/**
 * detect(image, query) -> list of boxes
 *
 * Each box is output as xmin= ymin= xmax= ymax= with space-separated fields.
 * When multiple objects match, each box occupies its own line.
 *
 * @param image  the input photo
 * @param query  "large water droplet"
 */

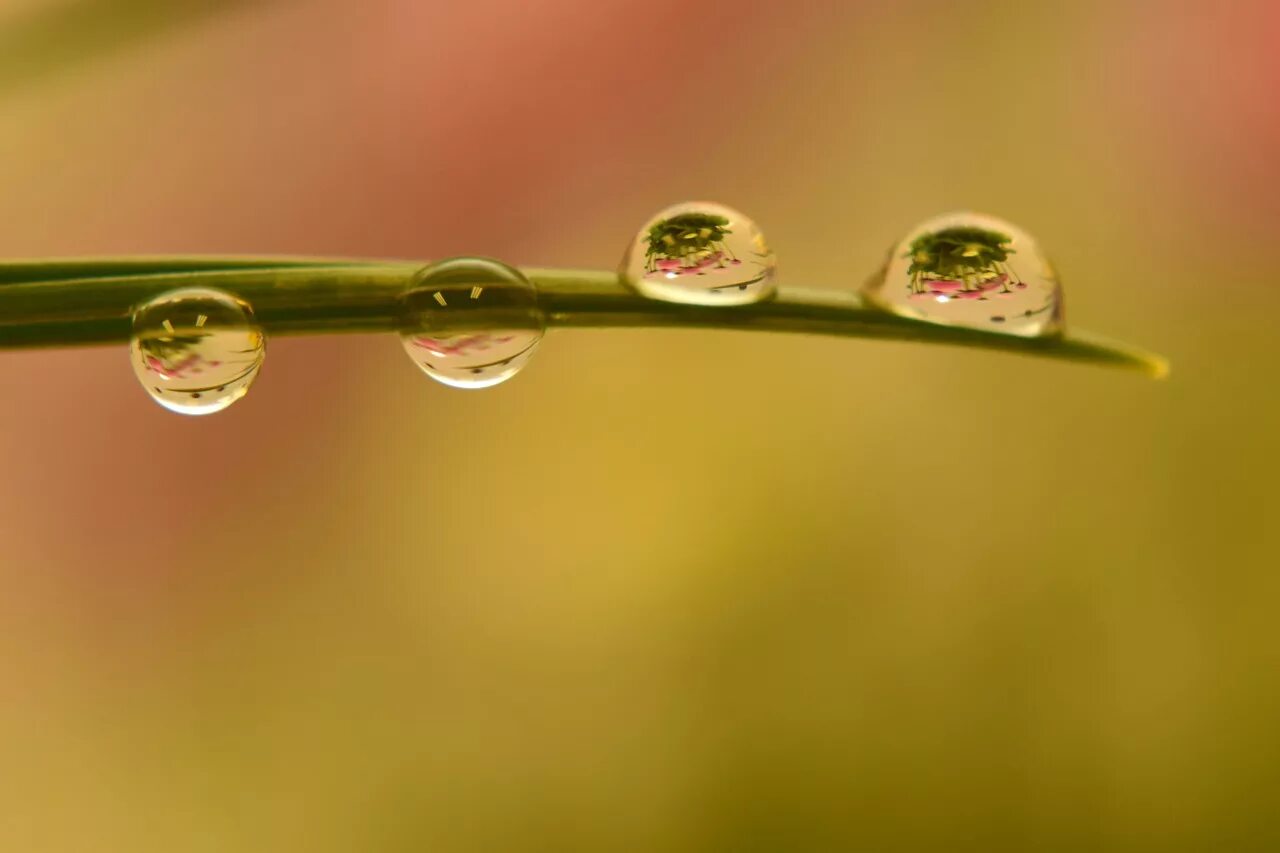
xmin=130 ymin=287 xmax=265 ymax=415
xmin=863 ymin=212 xmax=1064 ymax=338
xmin=621 ymin=201 xmax=777 ymax=306
xmin=398 ymin=257 xmax=545 ymax=389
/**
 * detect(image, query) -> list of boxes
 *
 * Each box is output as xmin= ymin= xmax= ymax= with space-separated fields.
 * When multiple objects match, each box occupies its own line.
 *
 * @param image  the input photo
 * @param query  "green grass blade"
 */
xmin=0 ymin=260 xmax=1168 ymax=377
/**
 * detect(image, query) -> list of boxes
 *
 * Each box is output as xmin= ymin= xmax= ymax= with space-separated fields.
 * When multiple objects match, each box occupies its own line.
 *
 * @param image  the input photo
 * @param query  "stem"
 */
xmin=0 ymin=258 xmax=1168 ymax=377
xmin=0 ymin=256 xmax=354 ymax=285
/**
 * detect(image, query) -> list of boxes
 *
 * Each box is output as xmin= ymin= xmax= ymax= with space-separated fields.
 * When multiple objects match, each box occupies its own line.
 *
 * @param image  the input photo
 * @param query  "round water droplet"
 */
xmin=863 ymin=212 xmax=1064 ymax=338
xmin=129 ymin=287 xmax=265 ymax=415
xmin=620 ymin=201 xmax=777 ymax=306
xmin=398 ymin=257 xmax=545 ymax=389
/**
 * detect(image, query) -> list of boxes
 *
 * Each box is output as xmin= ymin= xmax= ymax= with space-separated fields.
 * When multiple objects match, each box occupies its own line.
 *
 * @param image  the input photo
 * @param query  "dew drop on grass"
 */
xmin=398 ymin=257 xmax=545 ymax=389
xmin=862 ymin=212 xmax=1064 ymax=338
xmin=620 ymin=201 xmax=777 ymax=306
xmin=129 ymin=287 xmax=265 ymax=415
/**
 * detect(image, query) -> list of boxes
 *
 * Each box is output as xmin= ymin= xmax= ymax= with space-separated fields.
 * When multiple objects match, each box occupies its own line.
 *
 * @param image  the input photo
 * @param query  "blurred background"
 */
xmin=0 ymin=1 xmax=1277 ymax=850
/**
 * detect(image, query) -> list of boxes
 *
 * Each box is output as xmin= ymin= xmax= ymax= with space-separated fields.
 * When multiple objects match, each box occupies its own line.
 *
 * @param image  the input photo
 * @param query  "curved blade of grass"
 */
xmin=0 ymin=0 xmax=261 ymax=94
xmin=0 ymin=256 xmax=365 ymax=285
xmin=0 ymin=260 xmax=1168 ymax=377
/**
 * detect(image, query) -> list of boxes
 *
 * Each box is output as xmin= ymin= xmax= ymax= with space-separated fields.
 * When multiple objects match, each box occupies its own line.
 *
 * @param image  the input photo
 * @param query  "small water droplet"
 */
xmin=129 ymin=287 xmax=265 ymax=415
xmin=620 ymin=201 xmax=777 ymax=306
xmin=863 ymin=212 xmax=1064 ymax=337
xmin=398 ymin=257 xmax=545 ymax=389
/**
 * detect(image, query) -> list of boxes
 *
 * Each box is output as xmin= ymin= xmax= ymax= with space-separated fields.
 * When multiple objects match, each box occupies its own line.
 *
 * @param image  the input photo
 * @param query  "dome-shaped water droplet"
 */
xmin=129 ymin=287 xmax=265 ymax=415
xmin=620 ymin=201 xmax=777 ymax=306
xmin=863 ymin=212 xmax=1064 ymax=338
xmin=398 ymin=257 xmax=545 ymax=389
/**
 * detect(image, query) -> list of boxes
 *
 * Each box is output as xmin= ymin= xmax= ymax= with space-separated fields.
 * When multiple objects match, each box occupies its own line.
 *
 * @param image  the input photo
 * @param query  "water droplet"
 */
xmin=863 ymin=212 xmax=1064 ymax=337
xmin=398 ymin=257 xmax=545 ymax=389
xmin=129 ymin=287 xmax=265 ymax=415
xmin=620 ymin=201 xmax=777 ymax=306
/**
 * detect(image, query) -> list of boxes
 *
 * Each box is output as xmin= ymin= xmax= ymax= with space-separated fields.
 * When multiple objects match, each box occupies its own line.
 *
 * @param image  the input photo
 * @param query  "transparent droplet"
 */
xmin=863 ymin=212 xmax=1064 ymax=338
xmin=620 ymin=201 xmax=777 ymax=306
xmin=398 ymin=257 xmax=545 ymax=389
xmin=129 ymin=287 xmax=265 ymax=415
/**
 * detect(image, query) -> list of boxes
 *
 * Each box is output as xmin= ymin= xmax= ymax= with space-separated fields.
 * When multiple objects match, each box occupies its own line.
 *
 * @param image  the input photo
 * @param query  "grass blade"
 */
xmin=0 ymin=259 xmax=1168 ymax=377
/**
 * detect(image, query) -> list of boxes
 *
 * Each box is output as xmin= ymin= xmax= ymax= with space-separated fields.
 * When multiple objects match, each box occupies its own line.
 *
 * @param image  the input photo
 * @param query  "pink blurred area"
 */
xmin=0 ymin=1 xmax=1278 ymax=850
xmin=1096 ymin=0 xmax=1280 ymax=231
xmin=0 ymin=0 xmax=824 ymax=569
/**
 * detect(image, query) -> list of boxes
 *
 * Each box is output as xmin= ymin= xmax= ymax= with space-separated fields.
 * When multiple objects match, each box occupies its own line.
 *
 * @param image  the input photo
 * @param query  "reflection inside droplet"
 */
xmin=129 ymin=287 xmax=265 ymax=415
xmin=620 ymin=201 xmax=777 ymax=306
xmin=863 ymin=212 xmax=1064 ymax=338
xmin=398 ymin=257 xmax=545 ymax=389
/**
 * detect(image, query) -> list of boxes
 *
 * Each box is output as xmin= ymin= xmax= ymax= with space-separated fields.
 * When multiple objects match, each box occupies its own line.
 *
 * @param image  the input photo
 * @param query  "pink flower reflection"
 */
xmin=977 ymin=274 xmax=1008 ymax=292
xmin=649 ymin=251 xmax=734 ymax=279
xmin=412 ymin=333 xmax=516 ymax=358
xmin=145 ymin=352 xmax=221 ymax=379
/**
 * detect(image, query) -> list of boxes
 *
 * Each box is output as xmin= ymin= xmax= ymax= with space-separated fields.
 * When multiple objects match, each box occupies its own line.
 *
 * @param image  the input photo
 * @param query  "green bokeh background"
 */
xmin=1 ymin=1 xmax=1277 ymax=850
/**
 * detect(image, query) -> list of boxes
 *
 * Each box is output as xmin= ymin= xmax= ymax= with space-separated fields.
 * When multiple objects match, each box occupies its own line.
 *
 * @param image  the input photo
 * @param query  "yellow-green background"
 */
xmin=1 ymin=1 xmax=1276 ymax=850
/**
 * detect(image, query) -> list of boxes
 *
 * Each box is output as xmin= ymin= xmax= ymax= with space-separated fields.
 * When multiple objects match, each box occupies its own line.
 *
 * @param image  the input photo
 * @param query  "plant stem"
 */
xmin=0 ymin=258 xmax=1168 ymax=377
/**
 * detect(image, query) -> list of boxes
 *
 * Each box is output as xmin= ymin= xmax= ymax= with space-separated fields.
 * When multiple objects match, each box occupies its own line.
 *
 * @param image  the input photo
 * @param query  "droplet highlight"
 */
xmin=621 ymin=201 xmax=777 ymax=306
xmin=398 ymin=257 xmax=545 ymax=389
xmin=863 ymin=212 xmax=1064 ymax=337
xmin=129 ymin=287 xmax=265 ymax=415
